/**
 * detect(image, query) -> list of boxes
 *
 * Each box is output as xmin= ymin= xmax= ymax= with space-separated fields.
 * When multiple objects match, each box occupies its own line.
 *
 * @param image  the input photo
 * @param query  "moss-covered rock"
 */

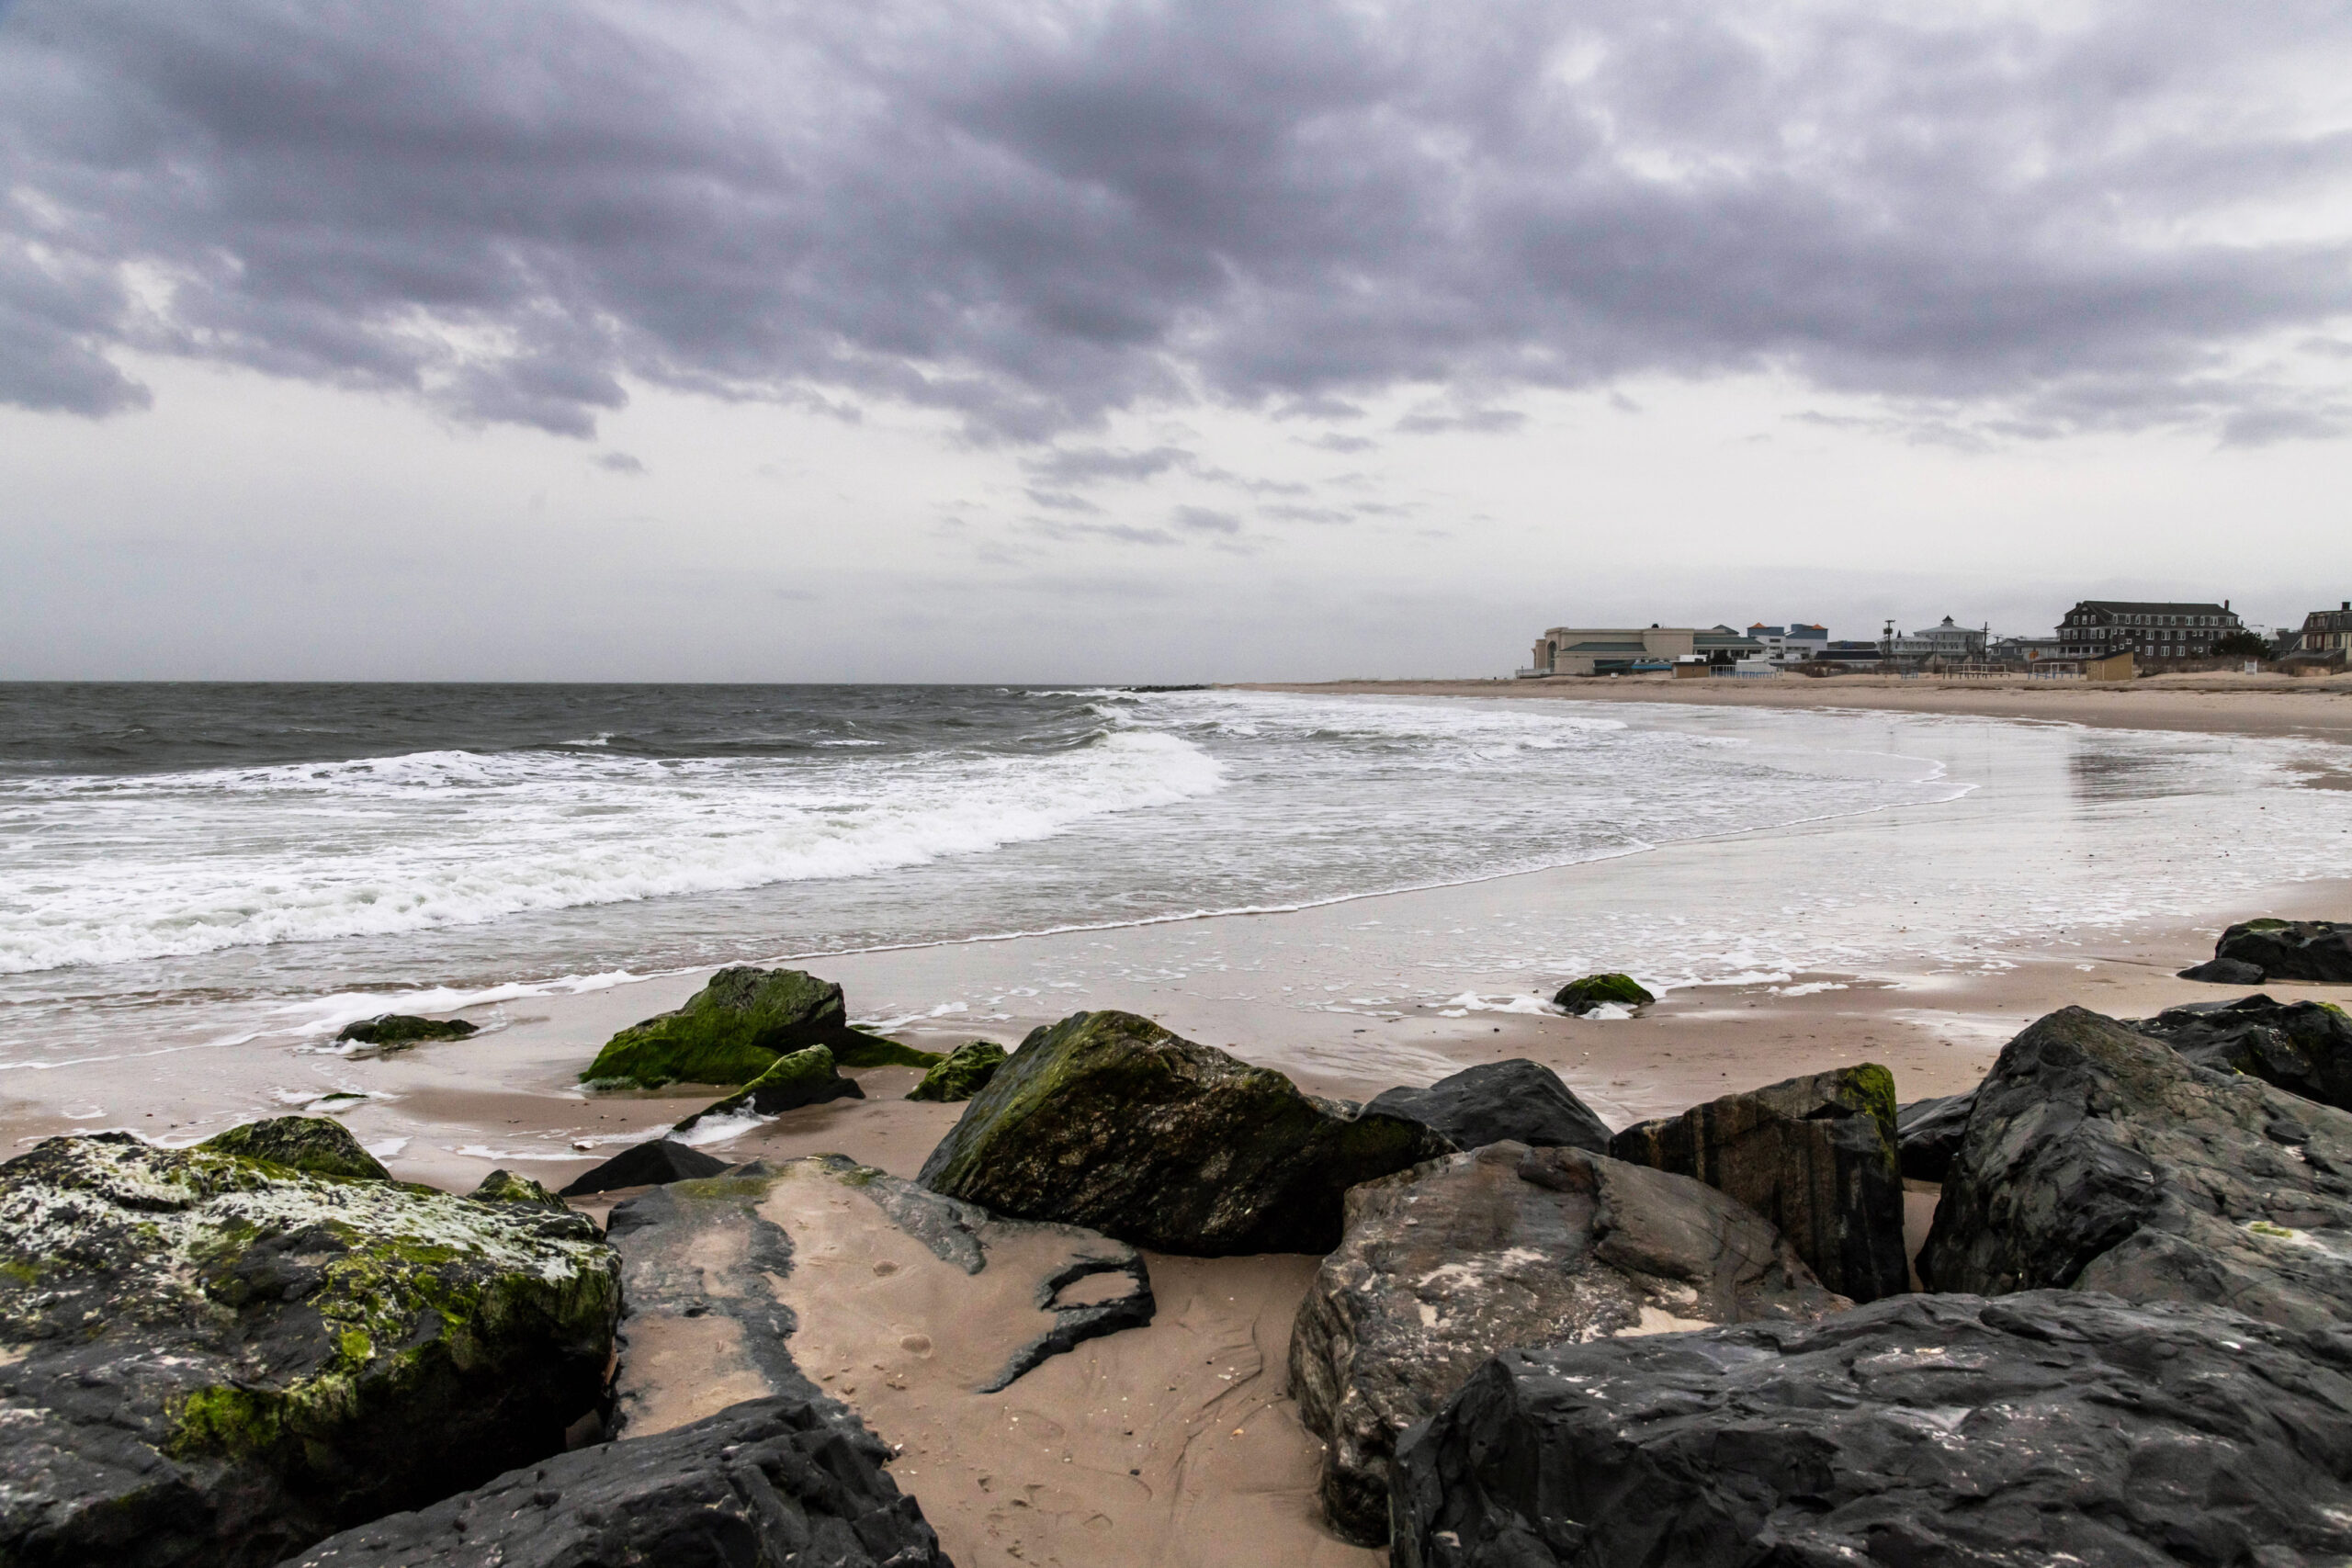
xmin=1552 ymin=973 xmax=1656 ymax=1014
xmin=579 ymin=965 xmax=867 ymax=1089
xmin=335 ymin=1014 xmax=479 ymax=1049
xmin=466 ymin=1168 xmax=571 ymax=1213
xmin=832 ymin=1029 xmax=945 ymax=1069
xmin=916 ymin=1010 xmax=1455 ymax=1255
xmin=907 ymin=1041 xmax=1008 ymax=1102
xmin=0 ymin=1133 xmax=620 ymax=1568
xmin=199 ymin=1114 xmax=393 ymax=1182
xmin=671 ymin=1044 xmax=865 ymax=1135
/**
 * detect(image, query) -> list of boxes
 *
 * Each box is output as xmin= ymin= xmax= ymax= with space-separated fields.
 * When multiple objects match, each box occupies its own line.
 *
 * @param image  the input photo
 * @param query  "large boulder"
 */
xmin=1551 ymin=974 xmax=1654 ymax=1015
xmin=1608 ymin=1065 xmax=1906 ymax=1302
xmin=906 ymin=1040 xmax=1008 ymax=1102
xmin=918 ymin=1010 xmax=1455 ymax=1255
xmin=198 ymin=1115 xmax=393 ymax=1182
xmin=277 ymin=1393 xmax=949 ymax=1568
xmin=671 ymin=1044 xmax=864 ymax=1135
xmin=0 ymin=1134 xmax=618 ymax=1568
xmin=1893 ymin=1089 xmax=1975 ymax=1181
xmin=2185 ymin=918 xmax=2352 ymax=984
xmin=2132 ymin=992 xmax=2352 ymax=1111
xmin=1364 ymin=1059 xmax=1611 ymax=1153
xmin=580 ymin=965 xmax=876 ymax=1089
xmin=1390 ymin=1289 xmax=2352 ymax=1568
xmin=1290 ymin=1141 xmax=1842 ymax=1545
xmin=555 ymin=1137 xmax=730 ymax=1197
xmin=1919 ymin=1005 xmax=2352 ymax=1327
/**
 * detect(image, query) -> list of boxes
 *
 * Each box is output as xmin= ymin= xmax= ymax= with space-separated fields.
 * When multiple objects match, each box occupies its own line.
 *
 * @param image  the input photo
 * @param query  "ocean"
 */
xmin=1 ymin=682 xmax=2346 ymax=1074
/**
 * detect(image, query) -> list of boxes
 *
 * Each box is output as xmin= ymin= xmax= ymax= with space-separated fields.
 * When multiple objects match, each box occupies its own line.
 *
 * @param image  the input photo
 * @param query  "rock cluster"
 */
xmin=919 ymin=1010 xmax=1453 ymax=1254
xmin=1364 ymin=1059 xmax=1611 ymax=1153
xmin=580 ymin=965 xmax=934 ymax=1089
xmin=2132 ymin=991 xmax=2352 ymax=1110
xmin=2181 ymin=918 xmax=2352 ymax=984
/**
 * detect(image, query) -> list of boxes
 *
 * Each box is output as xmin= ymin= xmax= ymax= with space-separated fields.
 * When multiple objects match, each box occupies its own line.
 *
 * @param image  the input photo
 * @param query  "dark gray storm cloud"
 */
xmin=5 ymin=0 xmax=2350 ymax=439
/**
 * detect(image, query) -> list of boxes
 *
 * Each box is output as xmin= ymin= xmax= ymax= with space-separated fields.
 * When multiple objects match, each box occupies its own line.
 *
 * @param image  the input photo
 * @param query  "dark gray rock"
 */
xmin=2216 ymin=919 xmax=2352 ymax=983
xmin=1550 ymin=974 xmax=1653 ymax=1015
xmin=1364 ymin=1060 xmax=1611 ymax=1154
xmin=1919 ymin=1005 xmax=2352 ymax=1327
xmin=671 ymin=1043 xmax=865 ymax=1135
xmin=2132 ymin=992 xmax=2352 ymax=1111
xmin=1289 ymin=1142 xmax=1842 ymax=1546
xmin=276 ymin=1394 xmax=950 ymax=1568
xmin=0 ymin=1134 xmax=618 ymax=1568
xmin=1893 ymin=1089 xmax=1975 ymax=1181
xmin=917 ymin=1010 xmax=1454 ymax=1255
xmin=556 ymin=1137 xmax=730 ymax=1197
xmin=1608 ymin=1065 xmax=1906 ymax=1302
xmin=2181 ymin=953 xmax=2267 ymax=985
xmin=1391 ymin=1290 xmax=2352 ymax=1568
xmin=334 ymin=1014 xmax=478 ymax=1049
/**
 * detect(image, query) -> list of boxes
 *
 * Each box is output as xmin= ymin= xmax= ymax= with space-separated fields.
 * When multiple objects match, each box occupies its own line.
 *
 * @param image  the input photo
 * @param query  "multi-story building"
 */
xmin=1524 ymin=624 xmax=1764 ymax=676
xmin=2296 ymin=601 xmax=2352 ymax=661
xmin=1746 ymin=623 xmax=1829 ymax=664
xmin=1910 ymin=616 xmax=1987 ymax=660
xmin=2055 ymin=601 xmax=2241 ymax=660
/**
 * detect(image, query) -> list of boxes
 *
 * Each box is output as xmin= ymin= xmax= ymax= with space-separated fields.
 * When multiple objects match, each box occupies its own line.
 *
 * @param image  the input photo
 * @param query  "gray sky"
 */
xmin=4 ymin=0 xmax=2348 ymax=680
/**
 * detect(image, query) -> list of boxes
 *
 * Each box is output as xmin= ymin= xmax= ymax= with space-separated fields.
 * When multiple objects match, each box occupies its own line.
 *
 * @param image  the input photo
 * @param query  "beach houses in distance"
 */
xmin=1524 ymin=625 xmax=1765 ymax=676
xmin=2055 ymin=600 xmax=2242 ymax=660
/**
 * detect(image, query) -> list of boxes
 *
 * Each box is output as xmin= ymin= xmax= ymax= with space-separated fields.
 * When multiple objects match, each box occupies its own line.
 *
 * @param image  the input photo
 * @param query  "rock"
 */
xmin=1390 ymin=1289 xmax=2352 ymax=1568
xmin=1551 ymin=973 xmax=1654 ymax=1014
xmin=608 ymin=1154 xmax=1151 ymax=1434
xmin=276 ymin=1393 xmax=949 ymax=1568
xmin=579 ymin=965 xmax=870 ymax=1089
xmin=2199 ymin=918 xmax=2352 ymax=983
xmin=1919 ymin=1005 xmax=2352 ymax=1327
xmin=1893 ymin=1089 xmax=1975 ymax=1181
xmin=555 ymin=1137 xmax=730 ymax=1197
xmin=907 ymin=1040 xmax=1009 ymax=1102
xmin=334 ymin=1014 xmax=478 ymax=1049
xmin=1290 ymin=1141 xmax=1842 ymax=1545
xmin=2132 ymin=992 xmax=2352 ymax=1110
xmin=917 ymin=1010 xmax=1455 ymax=1255
xmin=198 ymin=1114 xmax=393 ymax=1182
xmin=1608 ymin=1065 xmax=1906 ymax=1303
xmin=466 ymin=1169 xmax=571 ymax=1213
xmin=671 ymin=1044 xmax=865 ymax=1135
xmin=2180 ymin=953 xmax=2267 ymax=985
xmin=831 ymin=1029 xmax=946 ymax=1070
xmin=0 ymin=1133 xmax=618 ymax=1568
xmin=1364 ymin=1059 xmax=1611 ymax=1154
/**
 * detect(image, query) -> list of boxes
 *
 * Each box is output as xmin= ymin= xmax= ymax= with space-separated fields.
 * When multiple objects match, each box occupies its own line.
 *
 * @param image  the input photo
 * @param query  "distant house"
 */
xmin=1524 ymin=624 xmax=1764 ymax=676
xmin=1911 ymin=616 xmax=1986 ymax=661
xmin=1988 ymin=636 xmax=2066 ymax=664
xmin=2055 ymin=600 xmax=2241 ymax=660
xmin=2299 ymin=602 xmax=2352 ymax=657
xmin=1814 ymin=639 xmax=1885 ymax=667
xmin=1747 ymin=623 xmax=1828 ymax=664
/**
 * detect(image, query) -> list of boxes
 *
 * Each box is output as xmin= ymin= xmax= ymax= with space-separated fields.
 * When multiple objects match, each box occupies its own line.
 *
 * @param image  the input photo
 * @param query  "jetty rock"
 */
xmin=277 ymin=1393 xmax=949 ymax=1568
xmin=607 ymin=1154 xmax=1151 ymax=1434
xmin=2131 ymin=992 xmax=2352 ymax=1111
xmin=1365 ymin=1059 xmax=1611 ymax=1154
xmin=1391 ymin=1290 xmax=2352 ymax=1568
xmin=1550 ymin=973 xmax=1654 ymax=1015
xmin=0 ymin=1133 xmax=618 ymax=1568
xmin=907 ymin=1039 xmax=1008 ymax=1102
xmin=579 ymin=964 xmax=930 ymax=1089
xmin=555 ymin=1137 xmax=730 ymax=1197
xmin=334 ymin=1014 xmax=477 ymax=1050
xmin=1920 ymin=1005 xmax=2352 ymax=1327
xmin=672 ymin=1043 xmax=864 ymax=1135
xmin=2184 ymin=918 xmax=2352 ymax=984
xmin=1290 ymin=1141 xmax=1841 ymax=1545
xmin=1608 ymin=1065 xmax=1907 ymax=1302
xmin=1893 ymin=1089 xmax=1975 ymax=1181
xmin=918 ymin=1010 xmax=1454 ymax=1255
xmin=199 ymin=1114 xmax=393 ymax=1183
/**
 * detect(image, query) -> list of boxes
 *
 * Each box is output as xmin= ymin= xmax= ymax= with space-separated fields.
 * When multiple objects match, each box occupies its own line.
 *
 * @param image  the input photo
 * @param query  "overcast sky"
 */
xmin=4 ymin=0 xmax=2349 ymax=680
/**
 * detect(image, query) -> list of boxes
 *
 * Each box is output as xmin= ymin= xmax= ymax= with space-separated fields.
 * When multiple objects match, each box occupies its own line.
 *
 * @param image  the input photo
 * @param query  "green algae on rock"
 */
xmin=335 ymin=1014 xmax=479 ymax=1050
xmin=0 ymin=1133 xmax=619 ymax=1568
xmin=907 ymin=1041 xmax=1008 ymax=1102
xmin=831 ymin=1029 xmax=945 ymax=1070
xmin=671 ymin=1043 xmax=864 ymax=1135
xmin=1551 ymin=973 xmax=1656 ymax=1014
xmin=917 ymin=1010 xmax=1454 ymax=1255
xmin=580 ymin=965 xmax=867 ymax=1089
xmin=199 ymin=1114 xmax=393 ymax=1182
xmin=466 ymin=1168 xmax=572 ymax=1213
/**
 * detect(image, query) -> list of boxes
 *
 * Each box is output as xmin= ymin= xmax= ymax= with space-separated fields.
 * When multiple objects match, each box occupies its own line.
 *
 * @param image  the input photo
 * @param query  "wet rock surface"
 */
xmin=1920 ymin=1005 xmax=2352 ymax=1327
xmin=2194 ymin=918 xmax=2352 ymax=984
xmin=1364 ymin=1059 xmax=1611 ymax=1154
xmin=276 ymin=1393 xmax=951 ymax=1568
xmin=0 ymin=1134 xmax=618 ymax=1568
xmin=918 ymin=1010 xmax=1454 ymax=1255
xmin=1391 ymin=1289 xmax=2352 ymax=1568
xmin=1893 ymin=1090 xmax=1975 ymax=1182
xmin=1608 ymin=1065 xmax=1906 ymax=1302
xmin=580 ymin=965 xmax=874 ymax=1089
xmin=198 ymin=1116 xmax=393 ymax=1183
xmin=555 ymin=1137 xmax=730 ymax=1197
xmin=1550 ymin=974 xmax=1653 ymax=1015
xmin=907 ymin=1040 xmax=1008 ymax=1102
xmin=2132 ymin=992 xmax=2352 ymax=1111
xmin=672 ymin=1043 xmax=865 ymax=1134
xmin=333 ymin=1014 xmax=478 ymax=1050
xmin=1290 ymin=1141 xmax=1841 ymax=1545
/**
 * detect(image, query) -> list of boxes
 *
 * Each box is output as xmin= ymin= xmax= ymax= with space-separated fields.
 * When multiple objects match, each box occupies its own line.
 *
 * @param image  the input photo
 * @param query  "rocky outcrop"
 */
xmin=199 ymin=1115 xmax=393 ymax=1182
xmin=465 ymin=1169 xmax=571 ymax=1213
xmin=334 ymin=1014 xmax=477 ymax=1049
xmin=1919 ymin=1006 xmax=2352 ymax=1327
xmin=555 ymin=1137 xmax=730 ymax=1197
xmin=0 ymin=1134 xmax=618 ymax=1568
xmin=1893 ymin=1089 xmax=1974 ymax=1181
xmin=1390 ymin=1290 xmax=2352 ymax=1568
xmin=1364 ymin=1060 xmax=1611 ymax=1154
xmin=1290 ymin=1141 xmax=1841 ymax=1545
xmin=2132 ymin=993 xmax=2352 ymax=1111
xmin=1551 ymin=974 xmax=1654 ymax=1014
xmin=918 ymin=1010 xmax=1454 ymax=1255
xmin=580 ymin=965 xmax=878 ymax=1089
xmin=2182 ymin=918 xmax=2352 ymax=984
xmin=907 ymin=1040 xmax=1008 ymax=1102
xmin=608 ymin=1154 xmax=1151 ymax=1430
xmin=671 ymin=1044 xmax=864 ymax=1134
xmin=277 ymin=1394 xmax=950 ymax=1568
xmin=1608 ymin=1065 xmax=1905 ymax=1302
